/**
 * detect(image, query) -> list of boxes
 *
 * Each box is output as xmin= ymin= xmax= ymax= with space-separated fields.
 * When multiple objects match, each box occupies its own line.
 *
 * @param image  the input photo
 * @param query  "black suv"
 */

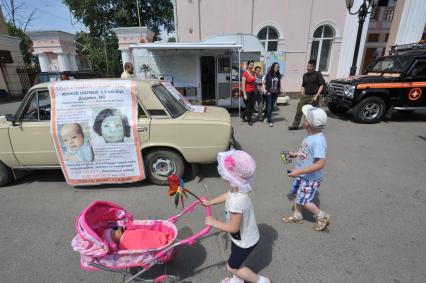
xmin=324 ymin=42 xmax=426 ymax=123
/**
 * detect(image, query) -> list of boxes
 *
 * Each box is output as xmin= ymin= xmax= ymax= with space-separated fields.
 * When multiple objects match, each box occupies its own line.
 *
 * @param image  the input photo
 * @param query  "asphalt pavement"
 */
xmin=0 ymin=100 xmax=425 ymax=283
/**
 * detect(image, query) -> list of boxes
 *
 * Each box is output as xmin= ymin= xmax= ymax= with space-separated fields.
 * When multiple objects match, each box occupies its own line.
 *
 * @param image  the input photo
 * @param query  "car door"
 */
xmin=8 ymin=89 xmax=59 ymax=166
xmin=137 ymin=102 xmax=150 ymax=144
xmin=402 ymin=60 xmax=426 ymax=107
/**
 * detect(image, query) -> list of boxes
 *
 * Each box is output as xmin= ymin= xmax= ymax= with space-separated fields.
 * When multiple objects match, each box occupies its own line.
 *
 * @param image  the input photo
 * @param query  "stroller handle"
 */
xmin=167 ymin=197 xmax=211 ymax=246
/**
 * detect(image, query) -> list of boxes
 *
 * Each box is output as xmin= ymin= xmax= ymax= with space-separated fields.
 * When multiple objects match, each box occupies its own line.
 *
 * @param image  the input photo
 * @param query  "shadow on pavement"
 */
xmin=127 ymin=226 xmax=214 ymax=282
xmin=387 ymin=110 xmax=426 ymax=122
xmin=246 ymin=223 xmax=278 ymax=274
xmin=326 ymin=109 xmax=426 ymax=123
xmin=302 ymin=192 xmax=321 ymax=222
xmin=196 ymin=163 xmax=220 ymax=184
xmin=168 ymin=226 xmax=223 ymax=281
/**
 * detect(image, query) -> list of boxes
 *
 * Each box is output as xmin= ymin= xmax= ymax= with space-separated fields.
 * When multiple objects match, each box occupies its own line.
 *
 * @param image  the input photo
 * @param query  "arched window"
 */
xmin=310 ymin=25 xmax=334 ymax=72
xmin=257 ymin=26 xmax=279 ymax=51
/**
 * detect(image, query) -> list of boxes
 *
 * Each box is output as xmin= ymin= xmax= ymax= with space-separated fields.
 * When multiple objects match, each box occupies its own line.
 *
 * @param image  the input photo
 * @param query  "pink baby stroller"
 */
xmin=71 ymin=199 xmax=211 ymax=283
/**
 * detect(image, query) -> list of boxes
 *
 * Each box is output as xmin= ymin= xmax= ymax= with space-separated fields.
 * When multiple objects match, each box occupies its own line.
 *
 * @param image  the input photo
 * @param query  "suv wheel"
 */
xmin=0 ymin=161 xmax=13 ymax=187
xmin=327 ymin=102 xmax=349 ymax=115
xmin=144 ymin=149 xmax=185 ymax=185
xmin=353 ymin=96 xmax=386 ymax=123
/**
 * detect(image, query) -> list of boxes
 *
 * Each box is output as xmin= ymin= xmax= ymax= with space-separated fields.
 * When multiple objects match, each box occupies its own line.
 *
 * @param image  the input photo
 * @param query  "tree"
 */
xmin=1 ymin=0 xmax=36 ymax=31
xmin=6 ymin=22 xmax=37 ymax=67
xmin=64 ymin=0 xmax=174 ymax=39
xmin=64 ymin=0 xmax=175 ymax=76
xmin=1 ymin=0 xmax=38 ymax=68
xmin=75 ymin=32 xmax=121 ymax=77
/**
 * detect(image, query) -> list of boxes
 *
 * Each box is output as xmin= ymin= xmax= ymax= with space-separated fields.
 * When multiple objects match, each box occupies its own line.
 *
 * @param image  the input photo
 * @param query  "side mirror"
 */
xmin=5 ymin=114 xmax=17 ymax=124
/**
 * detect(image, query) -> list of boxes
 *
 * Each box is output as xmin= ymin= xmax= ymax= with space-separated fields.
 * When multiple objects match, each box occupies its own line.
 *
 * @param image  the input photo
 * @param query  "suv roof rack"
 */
xmin=389 ymin=41 xmax=426 ymax=55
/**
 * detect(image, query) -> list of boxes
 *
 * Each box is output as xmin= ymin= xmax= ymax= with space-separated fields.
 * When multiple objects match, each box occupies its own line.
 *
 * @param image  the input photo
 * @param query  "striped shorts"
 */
xmin=289 ymin=177 xmax=321 ymax=205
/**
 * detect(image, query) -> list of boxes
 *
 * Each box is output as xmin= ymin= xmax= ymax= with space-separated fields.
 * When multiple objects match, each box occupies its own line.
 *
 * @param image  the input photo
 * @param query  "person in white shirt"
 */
xmin=120 ymin=62 xmax=135 ymax=79
xmin=204 ymin=150 xmax=270 ymax=283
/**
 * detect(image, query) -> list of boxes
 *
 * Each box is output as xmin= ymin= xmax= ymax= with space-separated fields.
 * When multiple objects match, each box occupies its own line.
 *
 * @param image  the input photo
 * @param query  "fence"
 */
xmin=16 ymin=67 xmax=38 ymax=93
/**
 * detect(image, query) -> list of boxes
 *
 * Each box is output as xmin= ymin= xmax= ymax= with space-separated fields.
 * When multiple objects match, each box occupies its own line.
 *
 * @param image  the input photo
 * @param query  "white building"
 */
xmin=28 ymin=31 xmax=92 ymax=73
xmin=173 ymin=0 xmax=426 ymax=93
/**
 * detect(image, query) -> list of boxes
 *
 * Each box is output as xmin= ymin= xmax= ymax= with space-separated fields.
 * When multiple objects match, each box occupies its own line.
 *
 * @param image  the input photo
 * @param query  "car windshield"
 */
xmin=367 ymin=56 xmax=412 ymax=73
xmin=152 ymin=84 xmax=188 ymax=118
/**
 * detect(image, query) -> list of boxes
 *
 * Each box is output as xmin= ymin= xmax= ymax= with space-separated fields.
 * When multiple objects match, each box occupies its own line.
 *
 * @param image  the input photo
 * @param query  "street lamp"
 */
xmin=346 ymin=0 xmax=377 ymax=76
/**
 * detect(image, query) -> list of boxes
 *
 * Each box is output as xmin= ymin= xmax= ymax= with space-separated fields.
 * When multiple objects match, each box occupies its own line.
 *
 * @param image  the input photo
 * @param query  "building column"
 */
xmin=36 ymin=52 xmax=51 ymax=72
xmin=68 ymin=54 xmax=79 ymax=71
xmin=120 ymin=49 xmax=132 ymax=67
xmin=386 ymin=0 xmax=426 ymax=53
xmin=57 ymin=53 xmax=71 ymax=71
xmin=336 ymin=0 xmax=371 ymax=77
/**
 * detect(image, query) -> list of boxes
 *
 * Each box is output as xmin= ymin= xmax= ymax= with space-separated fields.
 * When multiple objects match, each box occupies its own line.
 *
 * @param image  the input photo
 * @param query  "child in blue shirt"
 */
xmin=283 ymin=105 xmax=331 ymax=231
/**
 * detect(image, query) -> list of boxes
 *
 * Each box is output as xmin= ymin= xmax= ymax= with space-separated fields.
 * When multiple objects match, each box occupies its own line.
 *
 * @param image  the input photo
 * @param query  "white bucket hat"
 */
xmin=302 ymin=105 xmax=328 ymax=129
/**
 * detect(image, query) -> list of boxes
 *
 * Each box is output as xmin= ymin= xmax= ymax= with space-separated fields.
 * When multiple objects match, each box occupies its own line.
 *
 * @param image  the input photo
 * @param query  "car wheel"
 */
xmin=327 ymin=102 xmax=349 ymax=115
xmin=144 ymin=149 xmax=185 ymax=185
xmin=0 ymin=161 xmax=13 ymax=187
xmin=352 ymin=96 xmax=386 ymax=123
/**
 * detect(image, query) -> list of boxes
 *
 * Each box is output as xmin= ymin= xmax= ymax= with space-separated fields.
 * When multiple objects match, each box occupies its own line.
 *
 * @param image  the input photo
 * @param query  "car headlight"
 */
xmin=344 ymin=85 xmax=355 ymax=98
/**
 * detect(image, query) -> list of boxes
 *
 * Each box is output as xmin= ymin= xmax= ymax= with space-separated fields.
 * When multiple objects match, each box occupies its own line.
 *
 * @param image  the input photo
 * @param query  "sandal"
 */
xmin=313 ymin=214 xmax=331 ymax=231
xmin=282 ymin=214 xmax=304 ymax=224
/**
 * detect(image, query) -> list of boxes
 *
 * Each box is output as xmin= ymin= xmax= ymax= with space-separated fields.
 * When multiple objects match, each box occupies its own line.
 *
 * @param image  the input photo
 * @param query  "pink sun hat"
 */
xmin=217 ymin=150 xmax=256 ymax=193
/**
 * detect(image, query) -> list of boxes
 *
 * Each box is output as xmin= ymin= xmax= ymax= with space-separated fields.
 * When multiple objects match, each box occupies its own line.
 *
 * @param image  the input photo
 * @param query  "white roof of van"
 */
xmin=130 ymin=42 xmax=241 ymax=50
xmin=130 ymin=34 xmax=265 ymax=54
xmin=202 ymin=34 xmax=266 ymax=54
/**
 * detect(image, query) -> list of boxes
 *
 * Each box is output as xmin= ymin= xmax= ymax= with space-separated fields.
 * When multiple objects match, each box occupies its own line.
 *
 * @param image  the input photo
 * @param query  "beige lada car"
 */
xmin=0 ymin=79 xmax=234 ymax=186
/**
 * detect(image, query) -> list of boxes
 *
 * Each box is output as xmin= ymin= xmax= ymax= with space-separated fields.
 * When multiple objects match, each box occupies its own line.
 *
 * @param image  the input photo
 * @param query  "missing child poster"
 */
xmin=49 ymin=80 xmax=145 ymax=186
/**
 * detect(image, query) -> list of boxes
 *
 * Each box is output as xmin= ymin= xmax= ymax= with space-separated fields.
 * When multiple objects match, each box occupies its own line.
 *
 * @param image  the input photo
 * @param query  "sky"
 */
xmin=3 ymin=0 xmax=87 ymax=34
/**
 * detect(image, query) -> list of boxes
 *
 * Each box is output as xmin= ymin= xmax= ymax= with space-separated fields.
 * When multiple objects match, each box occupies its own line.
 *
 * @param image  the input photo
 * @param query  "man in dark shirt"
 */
xmin=288 ymin=59 xmax=325 ymax=130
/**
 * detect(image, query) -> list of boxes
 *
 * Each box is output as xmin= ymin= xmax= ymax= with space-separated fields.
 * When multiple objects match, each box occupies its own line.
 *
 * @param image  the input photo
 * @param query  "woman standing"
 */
xmin=241 ymin=60 xmax=257 ymax=126
xmin=263 ymin=62 xmax=281 ymax=127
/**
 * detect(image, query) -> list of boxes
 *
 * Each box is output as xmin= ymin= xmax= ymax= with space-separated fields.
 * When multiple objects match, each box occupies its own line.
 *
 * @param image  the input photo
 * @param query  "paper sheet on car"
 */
xmin=49 ymin=80 xmax=145 ymax=185
xmin=161 ymin=82 xmax=206 ymax=112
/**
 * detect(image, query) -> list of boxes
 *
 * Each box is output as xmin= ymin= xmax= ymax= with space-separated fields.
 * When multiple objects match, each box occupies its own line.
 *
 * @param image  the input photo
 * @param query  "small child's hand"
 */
xmin=288 ymin=169 xmax=301 ymax=178
xmin=288 ymin=151 xmax=298 ymax=158
xmin=205 ymin=216 xmax=216 ymax=226
xmin=202 ymin=200 xmax=211 ymax=207
xmin=289 ymin=151 xmax=307 ymax=159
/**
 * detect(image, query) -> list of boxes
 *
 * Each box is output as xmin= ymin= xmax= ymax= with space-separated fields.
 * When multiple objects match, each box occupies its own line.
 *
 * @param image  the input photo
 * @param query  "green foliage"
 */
xmin=167 ymin=36 xmax=176 ymax=42
xmin=6 ymin=22 xmax=37 ymax=68
xmin=64 ymin=0 xmax=174 ymax=76
xmin=75 ymin=32 xmax=121 ymax=77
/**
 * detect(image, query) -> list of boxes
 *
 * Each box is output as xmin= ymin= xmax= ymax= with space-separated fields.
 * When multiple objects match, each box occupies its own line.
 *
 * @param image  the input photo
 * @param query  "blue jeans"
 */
xmin=265 ymin=92 xmax=279 ymax=123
